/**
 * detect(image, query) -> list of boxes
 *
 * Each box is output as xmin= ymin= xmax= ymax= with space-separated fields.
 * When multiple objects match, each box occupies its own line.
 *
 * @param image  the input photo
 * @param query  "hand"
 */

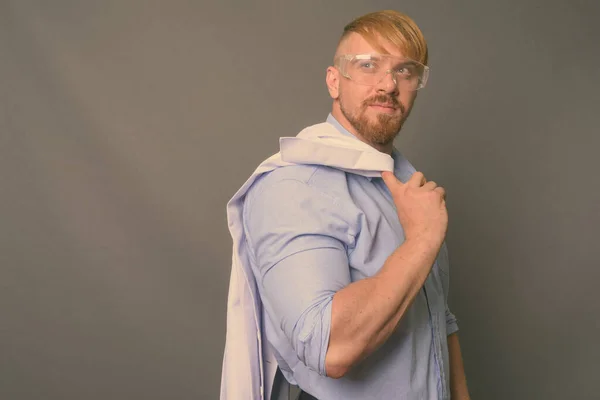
xmin=381 ymin=171 xmax=448 ymax=246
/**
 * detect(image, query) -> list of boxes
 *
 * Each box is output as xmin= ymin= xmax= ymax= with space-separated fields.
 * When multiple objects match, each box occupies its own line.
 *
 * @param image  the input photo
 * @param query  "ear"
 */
xmin=326 ymin=66 xmax=340 ymax=99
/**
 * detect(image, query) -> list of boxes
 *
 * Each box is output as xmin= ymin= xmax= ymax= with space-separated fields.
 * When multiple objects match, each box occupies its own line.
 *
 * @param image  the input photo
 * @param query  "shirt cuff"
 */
xmin=294 ymin=297 xmax=333 ymax=376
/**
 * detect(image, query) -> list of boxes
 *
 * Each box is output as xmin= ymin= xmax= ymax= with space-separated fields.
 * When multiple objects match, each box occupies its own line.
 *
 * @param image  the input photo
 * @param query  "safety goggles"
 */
xmin=334 ymin=54 xmax=429 ymax=91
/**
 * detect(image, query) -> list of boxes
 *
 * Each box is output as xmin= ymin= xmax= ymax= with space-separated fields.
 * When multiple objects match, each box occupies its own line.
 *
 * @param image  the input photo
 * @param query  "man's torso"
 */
xmin=244 ymin=161 xmax=453 ymax=399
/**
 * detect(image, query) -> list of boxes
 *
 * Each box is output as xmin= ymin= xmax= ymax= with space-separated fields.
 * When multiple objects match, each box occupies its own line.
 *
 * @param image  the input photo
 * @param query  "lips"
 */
xmin=364 ymin=95 xmax=403 ymax=113
xmin=368 ymin=103 xmax=399 ymax=113
xmin=370 ymin=103 xmax=396 ymax=109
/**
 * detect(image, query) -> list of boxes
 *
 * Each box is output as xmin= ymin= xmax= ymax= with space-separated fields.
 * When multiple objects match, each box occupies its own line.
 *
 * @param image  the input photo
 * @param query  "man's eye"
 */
xmin=359 ymin=62 xmax=379 ymax=70
xmin=395 ymin=65 xmax=416 ymax=77
xmin=396 ymin=66 xmax=412 ymax=74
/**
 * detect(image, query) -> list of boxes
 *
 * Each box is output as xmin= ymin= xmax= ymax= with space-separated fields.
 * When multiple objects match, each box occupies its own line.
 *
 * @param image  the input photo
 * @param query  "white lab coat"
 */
xmin=220 ymin=122 xmax=394 ymax=400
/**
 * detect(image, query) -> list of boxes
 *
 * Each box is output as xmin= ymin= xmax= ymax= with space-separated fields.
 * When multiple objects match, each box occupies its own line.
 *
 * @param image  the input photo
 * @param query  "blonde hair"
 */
xmin=337 ymin=10 xmax=428 ymax=65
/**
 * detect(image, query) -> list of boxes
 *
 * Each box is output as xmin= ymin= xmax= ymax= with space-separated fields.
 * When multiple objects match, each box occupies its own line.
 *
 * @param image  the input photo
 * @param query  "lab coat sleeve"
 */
xmin=243 ymin=177 xmax=355 ymax=376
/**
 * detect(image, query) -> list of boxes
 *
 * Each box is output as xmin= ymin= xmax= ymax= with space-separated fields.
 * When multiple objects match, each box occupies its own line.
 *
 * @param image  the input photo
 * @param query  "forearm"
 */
xmin=448 ymin=333 xmax=470 ymax=400
xmin=325 ymin=237 xmax=441 ymax=378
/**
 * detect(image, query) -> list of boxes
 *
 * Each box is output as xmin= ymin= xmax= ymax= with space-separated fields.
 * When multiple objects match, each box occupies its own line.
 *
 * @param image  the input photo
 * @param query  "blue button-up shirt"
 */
xmin=242 ymin=114 xmax=459 ymax=400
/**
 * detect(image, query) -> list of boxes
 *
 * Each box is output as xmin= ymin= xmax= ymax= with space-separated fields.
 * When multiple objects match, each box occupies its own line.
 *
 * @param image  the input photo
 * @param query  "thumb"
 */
xmin=381 ymin=171 xmax=401 ymax=188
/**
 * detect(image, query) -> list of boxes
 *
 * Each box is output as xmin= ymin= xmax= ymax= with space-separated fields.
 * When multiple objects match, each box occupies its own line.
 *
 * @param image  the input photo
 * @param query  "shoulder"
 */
xmin=242 ymin=164 xmax=358 ymax=240
xmin=245 ymin=164 xmax=351 ymax=207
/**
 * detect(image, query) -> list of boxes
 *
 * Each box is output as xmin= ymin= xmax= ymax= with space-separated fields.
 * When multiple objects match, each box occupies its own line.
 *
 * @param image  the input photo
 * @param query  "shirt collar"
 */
xmin=326 ymin=113 xmax=357 ymax=139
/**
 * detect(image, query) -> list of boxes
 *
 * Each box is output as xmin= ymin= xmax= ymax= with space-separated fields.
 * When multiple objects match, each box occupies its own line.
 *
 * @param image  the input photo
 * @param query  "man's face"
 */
xmin=327 ymin=33 xmax=419 ymax=149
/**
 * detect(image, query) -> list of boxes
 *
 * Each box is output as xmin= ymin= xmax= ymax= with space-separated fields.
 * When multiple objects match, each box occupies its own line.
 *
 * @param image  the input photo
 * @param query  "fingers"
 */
xmin=381 ymin=171 xmax=401 ymax=189
xmin=407 ymin=171 xmax=426 ymax=188
xmin=422 ymin=181 xmax=438 ymax=191
xmin=434 ymin=186 xmax=446 ymax=200
xmin=382 ymin=171 xmax=445 ymax=200
xmin=425 ymin=181 xmax=446 ymax=202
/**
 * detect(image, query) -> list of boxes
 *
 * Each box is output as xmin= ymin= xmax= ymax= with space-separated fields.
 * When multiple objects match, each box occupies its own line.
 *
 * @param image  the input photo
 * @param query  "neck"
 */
xmin=368 ymin=139 xmax=394 ymax=155
xmin=331 ymin=107 xmax=394 ymax=155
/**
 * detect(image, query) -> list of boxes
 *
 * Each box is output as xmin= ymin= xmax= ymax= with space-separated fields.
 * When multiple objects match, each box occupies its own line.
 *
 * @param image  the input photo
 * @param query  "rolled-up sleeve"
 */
xmin=243 ymin=177 xmax=355 ymax=375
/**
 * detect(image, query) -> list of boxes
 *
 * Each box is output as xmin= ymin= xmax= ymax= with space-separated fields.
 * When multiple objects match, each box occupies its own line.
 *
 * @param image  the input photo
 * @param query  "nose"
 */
xmin=376 ymin=70 xmax=399 ymax=94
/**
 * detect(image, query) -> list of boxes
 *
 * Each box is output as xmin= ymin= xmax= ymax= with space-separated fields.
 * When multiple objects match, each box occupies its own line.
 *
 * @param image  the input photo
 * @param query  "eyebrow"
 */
xmin=353 ymin=54 xmax=416 ymax=63
xmin=354 ymin=54 xmax=378 ymax=60
xmin=394 ymin=60 xmax=418 ymax=67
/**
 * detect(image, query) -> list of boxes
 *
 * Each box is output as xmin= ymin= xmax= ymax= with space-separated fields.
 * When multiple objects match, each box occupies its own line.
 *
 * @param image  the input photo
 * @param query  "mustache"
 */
xmin=363 ymin=95 xmax=404 ymax=113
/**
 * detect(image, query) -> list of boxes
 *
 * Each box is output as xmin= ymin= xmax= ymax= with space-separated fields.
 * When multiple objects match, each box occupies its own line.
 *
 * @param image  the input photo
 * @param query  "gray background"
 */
xmin=1 ymin=0 xmax=599 ymax=399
